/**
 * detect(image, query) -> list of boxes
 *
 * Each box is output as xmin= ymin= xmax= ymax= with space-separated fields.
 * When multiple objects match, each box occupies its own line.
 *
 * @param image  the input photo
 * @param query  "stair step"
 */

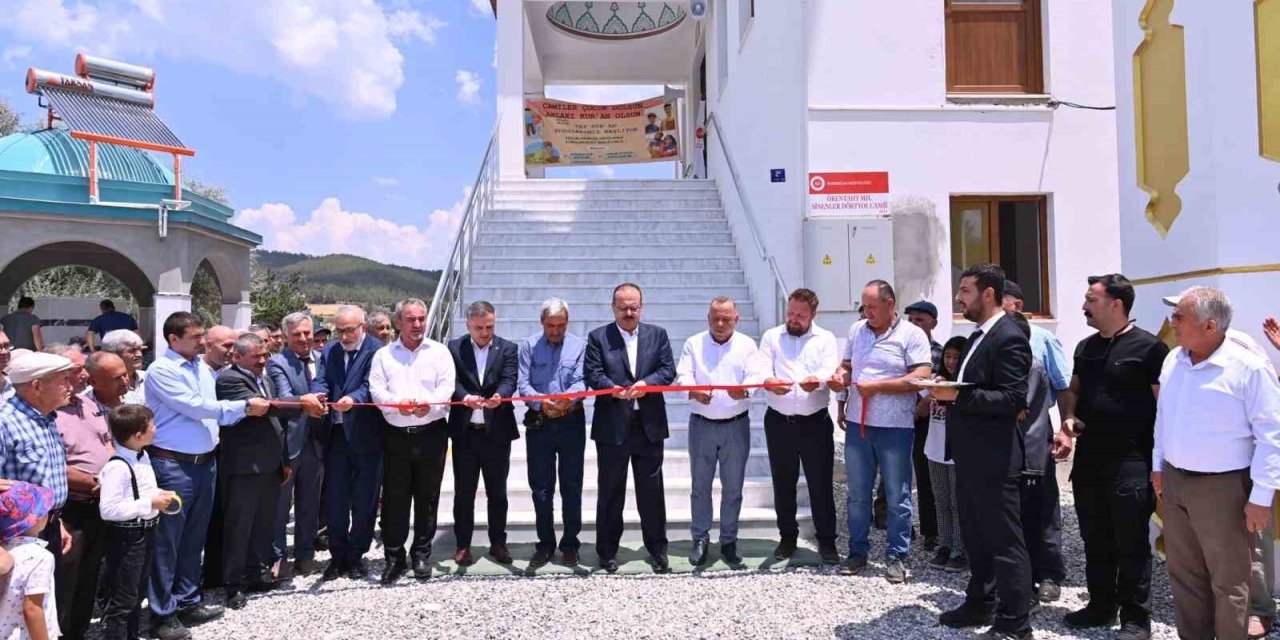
xmin=494 ymin=190 xmax=719 ymax=202
xmin=432 ymin=507 xmax=812 ymax=542
xmin=472 ymin=244 xmax=738 ymax=258
xmin=487 ymin=211 xmax=726 ymax=223
xmin=475 ymin=300 xmax=756 ymax=319
xmin=500 ymin=179 xmax=717 ymax=191
xmin=467 ymin=271 xmax=746 ymax=286
xmin=436 ymin=476 xmax=807 ymax=515
xmin=486 ymin=201 xmax=725 ymax=212
xmin=478 ymin=232 xmax=731 ymax=245
xmin=463 ymin=283 xmax=751 ymax=302
xmin=483 ymin=221 xmax=729 ymax=233
xmin=488 ymin=318 xmax=762 ymax=338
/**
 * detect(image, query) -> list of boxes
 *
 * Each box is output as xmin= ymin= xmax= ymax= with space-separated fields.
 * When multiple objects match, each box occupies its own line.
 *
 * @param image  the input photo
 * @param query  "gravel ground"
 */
xmin=88 ymin=453 xmax=1232 ymax=639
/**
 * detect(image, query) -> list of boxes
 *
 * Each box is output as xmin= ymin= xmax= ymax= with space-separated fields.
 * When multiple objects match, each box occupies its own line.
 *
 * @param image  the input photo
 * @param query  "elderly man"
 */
xmin=100 ymin=329 xmax=147 ymax=405
xmin=0 ymin=352 xmax=76 ymax=591
xmin=1152 ymin=286 xmax=1280 ymax=640
xmin=300 ymin=305 xmax=386 ymax=582
xmin=216 ymin=333 xmax=299 ymax=609
xmin=46 ymin=345 xmax=105 ymax=640
xmin=517 ymin=298 xmax=587 ymax=568
xmin=829 ymin=280 xmax=932 ymax=583
xmin=266 ymin=312 xmax=326 ymax=578
xmin=0 ymin=329 xmax=12 ymax=402
xmin=676 ymin=297 xmax=768 ymax=567
xmin=447 ymin=301 xmax=518 ymax=568
xmin=585 ymin=283 xmax=676 ymax=574
xmin=368 ymin=299 xmax=454 ymax=583
xmin=368 ymin=311 xmax=394 ymax=344
xmin=145 ymin=312 xmax=270 ymax=640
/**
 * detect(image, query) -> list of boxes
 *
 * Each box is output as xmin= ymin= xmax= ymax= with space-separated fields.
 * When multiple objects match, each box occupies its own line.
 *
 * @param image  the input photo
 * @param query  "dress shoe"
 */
xmin=529 ymin=548 xmax=553 ymax=568
xmin=412 ymin=557 xmax=432 ymax=579
xmin=561 ymin=550 xmax=579 ymax=566
xmin=294 ymin=557 xmax=320 ymax=577
xmin=1062 ymin=605 xmax=1117 ymax=629
xmin=489 ymin=545 xmax=514 ymax=565
xmin=314 ymin=533 xmax=329 ymax=551
xmin=927 ymin=547 xmax=951 ymax=570
xmin=1036 ymin=578 xmax=1061 ymax=602
xmin=939 ymin=603 xmax=995 ymax=628
xmin=689 ymin=539 xmax=709 ymax=566
xmin=245 ymin=577 xmax=280 ymax=593
xmin=380 ymin=557 xmax=407 ymax=585
xmin=975 ymin=630 xmax=1033 ymax=640
xmin=177 ymin=603 xmax=225 ymax=627
xmin=225 ymin=590 xmax=247 ymax=610
xmin=773 ymin=538 xmax=797 ymax=560
xmin=454 ymin=548 xmax=474 ymax=566
xmin=320 ymin=561 xmax=345 ymax=582
xmin=347 ymin=559 xmax=369 ymax=581
xmin=600 ymin=558 xmax=619 ymax=573
xmin=1117 ymin=621 xmax=1152 ymax=640
xmin=838 ymin=554 xmax=868 ymax=576
xmin=818 ymin=542 xmax=841 ymax=565
xmin=720 ymin=542 xmax=742 ymax=565
xmin=651 ymin=554 xmax=671 ymax=574
xmin=152 ymin=615 xmax=192 ymax=640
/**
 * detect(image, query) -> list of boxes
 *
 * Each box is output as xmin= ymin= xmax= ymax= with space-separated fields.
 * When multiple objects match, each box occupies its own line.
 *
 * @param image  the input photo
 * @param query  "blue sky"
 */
xmin=0 ymin=0 xmax=670 ymax=269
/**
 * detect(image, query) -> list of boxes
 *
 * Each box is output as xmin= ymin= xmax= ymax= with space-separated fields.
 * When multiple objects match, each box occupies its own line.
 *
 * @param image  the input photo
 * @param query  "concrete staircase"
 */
xmin=436 ymin=179 xmax=812 ymax=545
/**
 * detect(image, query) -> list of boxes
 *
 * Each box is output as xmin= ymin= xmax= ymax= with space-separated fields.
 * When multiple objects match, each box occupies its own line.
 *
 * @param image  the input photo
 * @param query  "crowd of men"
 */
xmin=0 ymin=263 xmax=1278 ymax=640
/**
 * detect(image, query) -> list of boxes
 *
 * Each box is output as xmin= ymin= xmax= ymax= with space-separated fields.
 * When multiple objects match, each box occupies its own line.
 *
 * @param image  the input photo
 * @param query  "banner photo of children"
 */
xmin=523 ymin=96 xmax=680 ymax=167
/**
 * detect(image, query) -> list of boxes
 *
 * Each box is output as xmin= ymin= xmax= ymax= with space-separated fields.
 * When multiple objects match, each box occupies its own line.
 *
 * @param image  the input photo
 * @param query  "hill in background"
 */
xmin=255 ymin=250 xmax=440 ymax=310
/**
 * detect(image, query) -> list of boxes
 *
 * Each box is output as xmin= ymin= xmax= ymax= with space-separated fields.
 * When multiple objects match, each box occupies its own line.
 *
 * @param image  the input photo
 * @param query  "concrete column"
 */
xmin=221 ymin=302 xmax=253 ymax=331
xmin=151 ymin=293 xmax=191 ymax=353
xmin=497 ymin=0 xmax=527 ymax=180
xmin=137 ymin=307 xmax=155 ymax=348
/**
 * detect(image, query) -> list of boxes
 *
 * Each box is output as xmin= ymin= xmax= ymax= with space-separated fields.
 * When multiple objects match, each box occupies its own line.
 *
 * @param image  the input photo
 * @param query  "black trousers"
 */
xmin=1073 ymin=461 xmax=1154 ymax=625
xmin=1019 ymin=459 xmax=1066 ymax=584
xmin=595 ymin=416 xmax=667 ymax=560
xmin=956 ymin=470 xmax=1033 ymax=635
xmin=58 ymin=499 xmax=105 ymax=640
xmin=451 ymin=425 xmax=513 ymax=550
xmin=380 ymin=423 xmax=448 ymax=561
xmin=763 ymin=408 xmax=837 ymax=544
xmin=220 ymin=471 xmax=281 ymax=589
xmin=913 ymin=417 xmax=937 ymax=539
xmin=100 ymin=523 xmax=157 ymax=640
xmin=38 ymin=510 xmax=64 ymax=584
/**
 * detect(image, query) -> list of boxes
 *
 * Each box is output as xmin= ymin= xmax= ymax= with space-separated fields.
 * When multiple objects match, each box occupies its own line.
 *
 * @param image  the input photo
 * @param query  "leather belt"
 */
xmin=1169 ymin=463 xmax=1248 ymax=478
xmin=768 ymin=407 xmax=829 ymax=423
xmin=693 ymin=412 xmax=749 ymax=424
xmin=392 ymin=419 xmax=446 ymax=435
xmin=107 ymin=516 xmax=160 ymax=530
xmin=148 ymin=446 xmax=217 ymax=465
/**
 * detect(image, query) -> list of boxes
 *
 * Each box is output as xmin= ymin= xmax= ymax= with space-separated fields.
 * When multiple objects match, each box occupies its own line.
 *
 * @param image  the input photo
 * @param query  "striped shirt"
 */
xmin=0 ymin=396 xmax=70 ymax=508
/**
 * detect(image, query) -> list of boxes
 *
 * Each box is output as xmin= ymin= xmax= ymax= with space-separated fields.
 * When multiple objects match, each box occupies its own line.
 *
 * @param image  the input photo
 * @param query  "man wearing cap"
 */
xmin=904 ymin=300 xmax=943 ymax=550
xmin=0 ymin=351 xmax=76 ymax=580
xmin=1001 ymin=281 xmax=1070 ymax=396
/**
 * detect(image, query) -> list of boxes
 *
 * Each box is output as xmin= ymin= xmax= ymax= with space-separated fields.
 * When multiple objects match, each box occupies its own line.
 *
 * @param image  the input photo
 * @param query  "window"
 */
xmin=950 ymin=196 xmax=1050 ymax=316
xmin=944 ymin=0 xmax=1043 ymax=94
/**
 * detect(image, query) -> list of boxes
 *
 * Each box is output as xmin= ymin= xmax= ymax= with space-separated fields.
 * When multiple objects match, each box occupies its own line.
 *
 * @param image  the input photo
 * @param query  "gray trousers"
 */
xmin=1251 ymin=511 xmax=1277 ymax=619
xmin=1162 ymin=465 xmax=1252 ymax=640
xmin=688 ymin=413 xmax=751 ymax=544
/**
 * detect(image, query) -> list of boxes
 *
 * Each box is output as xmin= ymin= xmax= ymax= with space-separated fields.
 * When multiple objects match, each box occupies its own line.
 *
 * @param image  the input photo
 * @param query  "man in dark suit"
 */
xmin=927 ymin=263 xmax=1034 ymax=640
xmin=214 ymin=332 xmax=300 ymax=609
xmin=585 ymin=282 xmax=676 ymax=574
xmin=266 ymin=312 xmax=326 ymax=578
xmin=300 ymin=305 xmax=386 ymax=581
xmin=446 ymin=301 xmax=519 ymax=565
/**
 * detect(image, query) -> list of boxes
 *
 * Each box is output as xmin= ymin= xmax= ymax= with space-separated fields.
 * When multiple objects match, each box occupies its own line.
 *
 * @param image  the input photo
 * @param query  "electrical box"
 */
xmin=803 ymin=216 xmax=895 ymax=312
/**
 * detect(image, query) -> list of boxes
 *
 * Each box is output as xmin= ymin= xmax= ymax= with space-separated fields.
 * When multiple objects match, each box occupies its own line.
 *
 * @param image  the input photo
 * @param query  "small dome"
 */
xmin=0 ymin=128 xmax=174 ymax=185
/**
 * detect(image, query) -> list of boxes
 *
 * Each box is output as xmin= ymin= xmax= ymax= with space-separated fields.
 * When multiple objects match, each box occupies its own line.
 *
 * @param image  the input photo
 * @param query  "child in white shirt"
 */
xmin=0 ymin=481 xmax=60 ymax=640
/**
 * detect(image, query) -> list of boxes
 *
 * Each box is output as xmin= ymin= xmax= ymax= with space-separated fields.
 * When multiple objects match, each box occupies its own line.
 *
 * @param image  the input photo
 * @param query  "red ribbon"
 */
xmin=859 ymin=395 xmax=868 ymax=439
xmin=270 ymin=381 xmax=796 ymax=412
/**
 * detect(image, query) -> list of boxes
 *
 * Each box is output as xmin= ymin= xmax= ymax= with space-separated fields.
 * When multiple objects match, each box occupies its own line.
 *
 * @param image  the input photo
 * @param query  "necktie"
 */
xmin=345 ymin=350 xmax=356 ymax=370
xmin=300 ymin=357 xmax=312 ymax=384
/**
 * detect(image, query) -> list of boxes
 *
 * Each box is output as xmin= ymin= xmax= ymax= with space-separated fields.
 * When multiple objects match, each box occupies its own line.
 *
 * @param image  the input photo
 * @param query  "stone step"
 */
xmin=475 ymin=300 xmax=756 ymax=320
xmin=484 ymin=200 xmax=725 ymax=212
xmin=467 ymin=270 xmax=746 ymax=286
xmin=478 ymin=231 xmax=732 ymax=245
xmin=431 ymin=506 xmax=813 ymax=544
xmin=483 ymin=220 xmax=730 ymax=234
xmin=463 ymin=283 xmax=751 ymax=303
xmin=500 ymin=400 xmax=773 ymax=430
xmin=471 ymin=244 xmax=738 ymax=258
xmin=486 ymin=211 xmax=726 ymax=223
xmin=480 ymin=446 xmax=775 ymax=481
xmin=494 ymin=189 xmax=719 ymax=202
xmin=484 ymin=317 xmax=762 ymax=338
xmin=499 ymin=179 xmax=717 ymax=191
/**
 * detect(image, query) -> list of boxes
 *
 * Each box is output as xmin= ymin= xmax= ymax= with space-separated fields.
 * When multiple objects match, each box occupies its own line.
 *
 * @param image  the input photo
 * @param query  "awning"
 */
xmin=40 ymin=86 xmax=191 ymax=155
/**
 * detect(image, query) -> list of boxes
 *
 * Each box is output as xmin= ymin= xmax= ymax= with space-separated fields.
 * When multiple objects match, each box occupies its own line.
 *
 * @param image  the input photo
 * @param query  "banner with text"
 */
xmin=524 ymin=96 xmax=680 ymax=167
xmin=808 ymin=171 xmax=890 ymax=215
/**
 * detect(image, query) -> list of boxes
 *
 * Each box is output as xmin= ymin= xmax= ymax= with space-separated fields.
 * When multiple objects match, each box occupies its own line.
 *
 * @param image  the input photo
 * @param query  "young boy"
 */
xmin=0 ymin=481 xmax=59 ymax=640
xmin=98 ymin=405 xmax=176 ymax=640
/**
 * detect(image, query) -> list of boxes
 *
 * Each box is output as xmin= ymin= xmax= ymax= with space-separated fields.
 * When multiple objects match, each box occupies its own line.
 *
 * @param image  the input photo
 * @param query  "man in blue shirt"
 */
xmin=145 ymin=312 xmax=269 ymax=640
xmin=1002 ymin=281 xmax=1070 ymax=398
xmin=86 ymin=299 xmax=139 ymax=351
xmin=516 ymin=298 xmax=587 ymax=568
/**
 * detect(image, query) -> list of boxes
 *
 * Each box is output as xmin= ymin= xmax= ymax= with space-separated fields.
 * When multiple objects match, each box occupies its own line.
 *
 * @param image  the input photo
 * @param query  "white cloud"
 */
xmin=455 ymin=69 xmax=482 ymax=104
xmin=372 ymin=176 xmax=399 ymax=187
xmin=0 ymin=0 xmax=445 ymax=119
xmin=1 ymin=46 xmax=32 ymax=67
xmin=468 ymin=0 xmax=492 ymax=18
xmin=233 ymin=189 xmax=470 ymax=269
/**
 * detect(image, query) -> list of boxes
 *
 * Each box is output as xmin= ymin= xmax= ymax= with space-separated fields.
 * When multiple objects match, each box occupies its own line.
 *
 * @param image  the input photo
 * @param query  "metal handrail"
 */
xmin=706 ymin=112 xmax=790 ymax=323
xmin=427 ymin=124 xmax=499 ymax=341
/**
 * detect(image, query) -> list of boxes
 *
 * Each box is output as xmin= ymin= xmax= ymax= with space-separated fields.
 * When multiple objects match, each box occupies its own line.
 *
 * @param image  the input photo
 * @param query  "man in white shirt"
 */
xmin=1154 ymin=286 xmax=1280 ymax=640
xmin=367 ymin=298 xmax=455 ymax=584
xmin=829 ymin=280 xmax=933 ymax=584
xmin=676 ymin=297 xmax=768 ymax=566
xmin=758 ymin=288 xmax=842 ymax=565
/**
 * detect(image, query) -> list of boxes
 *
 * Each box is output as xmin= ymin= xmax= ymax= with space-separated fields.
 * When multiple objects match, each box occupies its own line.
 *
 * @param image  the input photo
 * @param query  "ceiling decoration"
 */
xmin=546 ymin=2 xmax=687 ymax=40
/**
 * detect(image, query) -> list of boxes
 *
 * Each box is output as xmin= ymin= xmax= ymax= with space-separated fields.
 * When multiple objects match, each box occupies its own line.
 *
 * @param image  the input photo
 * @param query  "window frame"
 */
xmin=950 ymin=194 xmax=1051 ymax=318
xmin=944 ymin=0 xmax=1045 ymax=95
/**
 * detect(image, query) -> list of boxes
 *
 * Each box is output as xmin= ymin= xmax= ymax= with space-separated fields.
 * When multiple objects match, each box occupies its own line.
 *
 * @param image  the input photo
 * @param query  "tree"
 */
xmin=12 ymin=266 xmax=136 ymax=314
xmin=190 ymin=263 xmax=222 ymax=326
xmin=250 ymin=267 xmax=307 ymax=326
xmin=185 ymin=177 xmax=231 ymax=205
xmin=0 ymin=100 xmax=19 ymax=138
